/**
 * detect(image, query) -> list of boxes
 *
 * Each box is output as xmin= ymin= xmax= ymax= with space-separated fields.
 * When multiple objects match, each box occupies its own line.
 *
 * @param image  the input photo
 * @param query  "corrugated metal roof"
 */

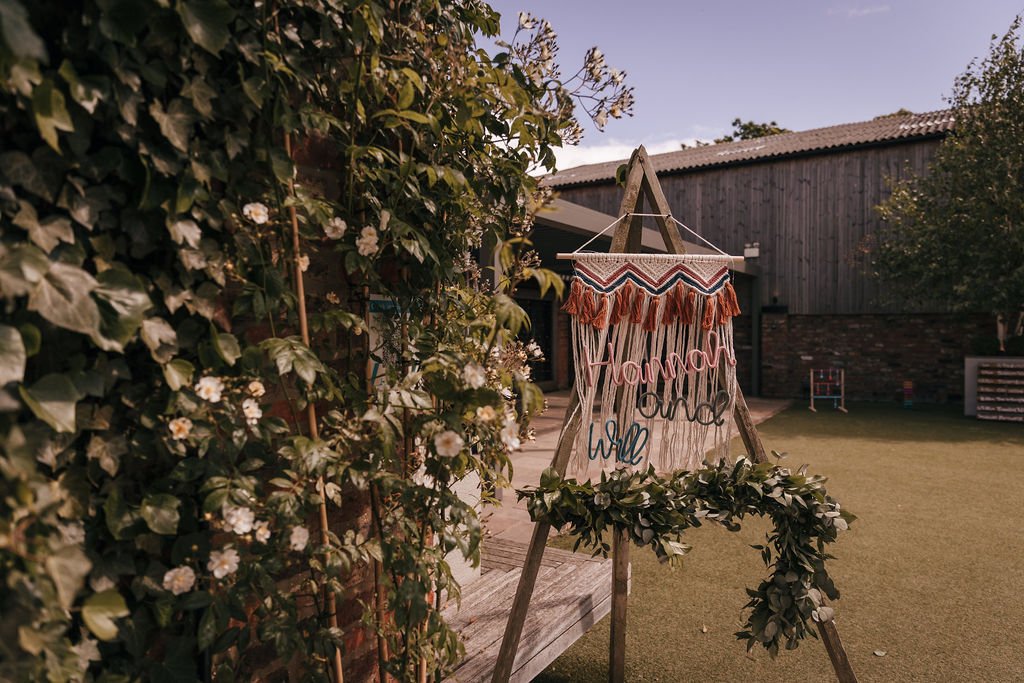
xmin=543 ymin=109 xmax=954 ymax=188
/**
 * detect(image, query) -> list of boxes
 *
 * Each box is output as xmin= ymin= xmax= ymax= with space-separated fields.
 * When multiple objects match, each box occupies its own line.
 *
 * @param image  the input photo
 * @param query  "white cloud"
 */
xmin=549 ymin=137 xmax=701 ymax=172
xmin=828 ymin=5 xmax=890 ymax=18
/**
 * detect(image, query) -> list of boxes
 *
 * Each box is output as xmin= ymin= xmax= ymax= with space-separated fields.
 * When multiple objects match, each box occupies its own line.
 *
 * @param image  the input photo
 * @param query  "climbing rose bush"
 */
xmin=0 ymin=0 xmax=631 ymax=680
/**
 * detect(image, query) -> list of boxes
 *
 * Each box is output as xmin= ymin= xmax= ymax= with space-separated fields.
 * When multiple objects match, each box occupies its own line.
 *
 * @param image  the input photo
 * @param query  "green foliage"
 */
xmin=875 ymin=17 xmax=1024 ymax=314
xmin=519 ymin=457 xmax=854 ymax=657
xmin=714 ymin=117 xmax=792 ymax=143
xmin=684 ymin=117 xmax=792 ymax=148
xmin=0 ymin=0 xmax=628 ymax=680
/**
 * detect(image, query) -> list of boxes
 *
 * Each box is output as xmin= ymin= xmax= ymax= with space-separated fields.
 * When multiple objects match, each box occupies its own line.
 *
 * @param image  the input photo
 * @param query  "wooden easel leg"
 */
xmin=490 ymin=519 xmax=554 ymax=683
xmin=817 ymin=615 xmax=858 ymax=683
xmin=733 ymin=385 xmax=768 ymax=463
xmin=609 ymin=528 xmax=630 ymax=683
xmin=732 ymin=388 xmax=858 ymax=682
xmin=491 ymin=397 xmax=583 ymax=683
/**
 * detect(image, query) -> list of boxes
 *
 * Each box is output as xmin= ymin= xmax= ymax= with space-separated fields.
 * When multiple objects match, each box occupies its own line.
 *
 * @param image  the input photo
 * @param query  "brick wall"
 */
xmin=760 ymin=313 xmax=992 ymax=402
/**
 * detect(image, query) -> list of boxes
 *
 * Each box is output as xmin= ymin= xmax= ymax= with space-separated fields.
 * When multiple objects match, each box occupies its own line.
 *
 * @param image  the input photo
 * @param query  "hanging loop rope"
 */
xmin=572 ymin=214 xmax=627 ymax=254
xmin=568 ymin=212 xmax=732 ymax=258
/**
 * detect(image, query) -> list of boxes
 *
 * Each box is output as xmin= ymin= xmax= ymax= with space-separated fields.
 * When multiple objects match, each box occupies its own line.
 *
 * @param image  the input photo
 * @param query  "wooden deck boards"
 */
xmin=443 ymin=537 xmax=613 ymax=683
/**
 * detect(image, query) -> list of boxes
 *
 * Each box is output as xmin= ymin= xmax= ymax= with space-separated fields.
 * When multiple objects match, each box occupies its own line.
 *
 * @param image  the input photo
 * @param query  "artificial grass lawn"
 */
xmin=536 ymin=403 xmax=1024 ymax=683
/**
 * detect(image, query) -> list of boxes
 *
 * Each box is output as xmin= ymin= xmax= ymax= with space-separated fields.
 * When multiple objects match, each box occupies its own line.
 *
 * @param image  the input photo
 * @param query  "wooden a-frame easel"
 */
xmin=490 ymin=147 xmax=858 ymax=683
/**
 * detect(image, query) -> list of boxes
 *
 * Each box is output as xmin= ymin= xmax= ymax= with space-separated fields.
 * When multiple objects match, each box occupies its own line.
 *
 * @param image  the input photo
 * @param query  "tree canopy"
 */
xmin=713 ymin=117 xmax=792 ymax=143
xmin=683 ymin=117 xmax=792 ymax=148
xmin=874 ymin=17 xmax=1024 ymax=314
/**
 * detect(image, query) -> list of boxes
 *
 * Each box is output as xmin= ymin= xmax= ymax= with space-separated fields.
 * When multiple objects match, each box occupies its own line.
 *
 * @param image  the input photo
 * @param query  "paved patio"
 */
xmin=481 ymin=391 xmax=791 ymax=544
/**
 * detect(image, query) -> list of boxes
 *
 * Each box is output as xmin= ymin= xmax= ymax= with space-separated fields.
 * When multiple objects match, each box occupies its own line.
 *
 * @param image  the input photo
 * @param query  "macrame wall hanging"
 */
xmin=560 ymin=228 xmax=741 ymax=479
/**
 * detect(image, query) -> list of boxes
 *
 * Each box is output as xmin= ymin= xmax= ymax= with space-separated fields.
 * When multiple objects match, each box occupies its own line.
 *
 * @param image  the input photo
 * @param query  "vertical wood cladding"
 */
xmin=555 ymin=139 xmax=943 ymax=315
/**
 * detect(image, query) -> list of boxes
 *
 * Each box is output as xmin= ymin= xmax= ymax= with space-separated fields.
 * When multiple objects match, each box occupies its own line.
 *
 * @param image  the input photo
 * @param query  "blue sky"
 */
xmin=484 ymin=0 xmax=1023 ymax=169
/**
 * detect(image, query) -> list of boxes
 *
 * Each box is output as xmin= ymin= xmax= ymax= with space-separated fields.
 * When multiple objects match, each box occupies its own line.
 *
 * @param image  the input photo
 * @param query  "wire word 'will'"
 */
xmin=587 ymin=418 xmax=649 ymax=465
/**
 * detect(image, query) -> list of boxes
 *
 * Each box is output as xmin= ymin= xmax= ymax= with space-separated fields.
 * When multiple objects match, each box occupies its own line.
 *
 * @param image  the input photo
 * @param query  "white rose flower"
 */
xmin=297 ymin=254 xmax=310 ymax=272
xmin=242 ymin=202 xmax=269 ymax=225
xmin=169 ymin=416 xmax=193 ymax=440
xmin=356 ymin=226 xmax=379 ymax=256
xmin=223 ymin=505 xmax=255 ymax=535
xmin=434 ymin=430 xmax=465 ymax=457
xmin=324 ymin=217 xmax=347 ymax=239
xmin=162 ymin=566 xmax=196 ymax=595
xmin=195 ymin=376 xmax=225 ymax=403
xmin=501 ymin=422 xmax=521 ymax=451
xmin=207 ymin=548 xmax=240 ymax=579
xmin=254 ymin=520 xmax=271 ymax=544
xmin=812 ymin=605 xmax=835 ymax=623
xmin=462 ymin=363 xmax=486 ymax=389
xmin=242 ymin=398 xmax=263 ymax=426
xmin=289 ymin=526 xmax=310 ymax=552
xmin=247 ymin=380 xmax=266 ymax=398
xmin=476 ymin=405 xmax=497 ymax=422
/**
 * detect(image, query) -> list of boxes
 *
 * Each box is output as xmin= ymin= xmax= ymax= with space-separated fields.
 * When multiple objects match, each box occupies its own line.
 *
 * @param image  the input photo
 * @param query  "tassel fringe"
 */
xmin=724 ymin=281 xmax=741 ymax=316
xmin=564 ymin=277 xmax=741 ymax=329
xmin=701 ymin=294 xmax=717 ymax=330
xmin=593 ymin=294 xmax=610 ymax=329
xmin=629 ymin=287 xmax=644 ymax=324
xmin=562 ymin=279 xmax=581 ymax=316
xmin=643 ymin=295 xmax=660 ymax=333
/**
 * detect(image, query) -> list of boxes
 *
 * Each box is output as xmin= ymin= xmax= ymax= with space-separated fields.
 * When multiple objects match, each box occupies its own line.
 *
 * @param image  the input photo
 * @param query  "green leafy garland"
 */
xmin=519 ymin=457 xmax=855 ymax=657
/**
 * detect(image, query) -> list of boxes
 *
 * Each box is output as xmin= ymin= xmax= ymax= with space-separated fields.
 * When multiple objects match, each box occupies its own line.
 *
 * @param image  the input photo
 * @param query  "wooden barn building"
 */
xmin=526 ymin=110 xmax=989 ymax=402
